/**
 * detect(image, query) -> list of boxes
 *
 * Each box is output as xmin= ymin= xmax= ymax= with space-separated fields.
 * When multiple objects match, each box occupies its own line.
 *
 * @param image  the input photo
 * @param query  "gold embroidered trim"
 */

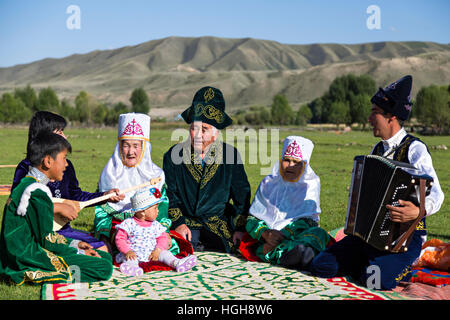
xmin=168 ymin=208 xmax=183 ymax=222
xmin=186 ymin=217 xmax=202 ymax=228
xmin=395 ymin=266 xmax=412 ymax=282
xmin=194 ymin=103 xmax=224 ymax=124
xmin=181 ymin=139 xmax=223 ymax=189
xmin=416 ymin=221 xmax=426 ymax=231
xmin=233 ymin=214 xmax=247 ymax=229
xmin=22 ymin=249 xmax=71 ymax=284
xmin=204 ymin=87 xmax=215 ymax=102
xmin=204 ymin=216 xmax=233 ymax=249
xmin=45 ymin=232 xmax=68 ymax=245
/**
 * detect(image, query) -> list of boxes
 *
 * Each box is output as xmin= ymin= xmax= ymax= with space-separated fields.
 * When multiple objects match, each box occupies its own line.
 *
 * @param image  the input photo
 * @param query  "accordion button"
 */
xmin=384 ymin=246 xmax=389 ymax=250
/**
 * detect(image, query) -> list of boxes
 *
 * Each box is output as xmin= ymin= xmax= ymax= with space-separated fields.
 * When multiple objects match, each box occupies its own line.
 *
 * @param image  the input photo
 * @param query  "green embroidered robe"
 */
xmin=163 ymin=140 xmax=251 ymax=252
xmin=246 ymin=216 xmax=330 ymax=264
xmin=0 ymin=177 xmax=113 ymax=285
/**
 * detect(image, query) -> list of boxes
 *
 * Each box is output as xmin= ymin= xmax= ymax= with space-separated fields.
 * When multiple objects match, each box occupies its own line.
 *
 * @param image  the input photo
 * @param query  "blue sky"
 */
xmin=0 ymin=0 xmax=449 ymax=67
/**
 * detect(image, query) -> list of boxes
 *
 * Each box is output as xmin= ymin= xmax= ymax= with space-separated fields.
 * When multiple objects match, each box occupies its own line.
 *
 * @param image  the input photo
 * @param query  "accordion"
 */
xmin=344 ymin=155 xmax=433 ymax=252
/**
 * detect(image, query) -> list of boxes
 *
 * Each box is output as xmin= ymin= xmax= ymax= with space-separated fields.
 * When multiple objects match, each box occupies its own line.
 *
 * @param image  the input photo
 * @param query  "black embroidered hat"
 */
xmin=181 ymin=86 xmax=233 ymax=129
xmin=371 ymin=75 xmax=413 ymax=121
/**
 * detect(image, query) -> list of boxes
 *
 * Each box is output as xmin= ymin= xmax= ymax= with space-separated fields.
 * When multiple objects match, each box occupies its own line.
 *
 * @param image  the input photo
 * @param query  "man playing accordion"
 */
xmin=310 ymin=75 xmax=445 ymax=290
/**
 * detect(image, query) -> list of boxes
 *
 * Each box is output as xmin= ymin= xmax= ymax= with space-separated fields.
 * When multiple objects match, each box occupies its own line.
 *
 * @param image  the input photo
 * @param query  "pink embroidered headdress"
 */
xmin=282 ymin=136 xmax=314 ymax=163
xmin=118 ymin=113 xmax=150 ymax=141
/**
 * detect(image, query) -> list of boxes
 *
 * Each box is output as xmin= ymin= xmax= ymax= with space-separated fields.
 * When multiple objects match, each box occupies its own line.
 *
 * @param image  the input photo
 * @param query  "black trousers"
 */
xmin=190 ymin=228 xmax=226 ymax=252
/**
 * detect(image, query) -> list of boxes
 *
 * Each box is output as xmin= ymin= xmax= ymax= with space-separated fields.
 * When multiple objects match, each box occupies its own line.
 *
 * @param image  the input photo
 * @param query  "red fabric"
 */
xmin=111 ymin=218 xmax=194 ymax=272
xmin=238 ymin=232 xmax=263 ymax=262
xmin=411 ymin=267 xmax=450 ymax=287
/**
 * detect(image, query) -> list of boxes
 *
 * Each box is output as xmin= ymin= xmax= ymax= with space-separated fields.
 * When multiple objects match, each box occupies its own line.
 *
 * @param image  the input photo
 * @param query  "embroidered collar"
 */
xmin=26 ymin=167 xmax=50 ymax=186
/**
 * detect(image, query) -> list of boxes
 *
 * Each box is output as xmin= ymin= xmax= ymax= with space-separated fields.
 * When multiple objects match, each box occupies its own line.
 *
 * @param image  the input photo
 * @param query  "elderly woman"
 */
xmin=244 ymin=136 xmax=330 ymax=270
xmin=94 ymin=113 xmax=179 ymax=256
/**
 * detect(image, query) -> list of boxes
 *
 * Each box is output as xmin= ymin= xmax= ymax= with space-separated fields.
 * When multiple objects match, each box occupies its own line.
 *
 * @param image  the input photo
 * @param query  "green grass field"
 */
xmin=0 ymin=124 xmax=448 ymax=299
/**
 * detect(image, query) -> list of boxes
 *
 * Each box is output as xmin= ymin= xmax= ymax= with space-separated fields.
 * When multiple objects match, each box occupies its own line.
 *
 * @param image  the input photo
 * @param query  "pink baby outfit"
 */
xmin=115 ymin=217 xmax=168 ymax=263
xmin=115 ymin=216 xmax=197 ymax=275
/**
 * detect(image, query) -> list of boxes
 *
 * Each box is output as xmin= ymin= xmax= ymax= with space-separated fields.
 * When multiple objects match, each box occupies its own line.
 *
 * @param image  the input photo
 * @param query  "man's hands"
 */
xmin=78 ymin=241 xmax=100 ymax=257
xmin=175 ymin=224 xmax=192 ymax=241
xmin=386 ymin=200 xmax=420 ymax=223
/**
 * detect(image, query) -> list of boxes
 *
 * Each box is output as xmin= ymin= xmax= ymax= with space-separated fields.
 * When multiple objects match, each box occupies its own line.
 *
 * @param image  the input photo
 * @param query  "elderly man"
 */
xmin=163 ymin=86 xmax=251 ymax=253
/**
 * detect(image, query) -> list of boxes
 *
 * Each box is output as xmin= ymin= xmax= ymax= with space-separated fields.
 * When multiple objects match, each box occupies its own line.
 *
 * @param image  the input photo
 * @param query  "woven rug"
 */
xmin=42 ymin=251 xmax=409 ymax=300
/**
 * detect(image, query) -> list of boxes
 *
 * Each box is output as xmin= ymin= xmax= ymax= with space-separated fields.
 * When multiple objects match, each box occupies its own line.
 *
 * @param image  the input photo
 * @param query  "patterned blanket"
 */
xmin=42 ymin=251 xmax=408 ymax=300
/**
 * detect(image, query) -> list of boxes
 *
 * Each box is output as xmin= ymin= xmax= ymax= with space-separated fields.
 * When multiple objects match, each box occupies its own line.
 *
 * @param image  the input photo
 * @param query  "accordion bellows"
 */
xmin=344 ymin=155 xmax=433 ymax=252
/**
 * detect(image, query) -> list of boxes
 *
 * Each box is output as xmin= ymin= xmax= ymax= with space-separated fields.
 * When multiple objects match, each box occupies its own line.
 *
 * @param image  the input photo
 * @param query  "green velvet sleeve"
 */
xmin=94 ymin=205 xmax=113 ymax=239
xmin=229 ymin=148 xmax=251 ymax=232
xmin=156 ymin=184 xmax=172 ymax=230
xmin=163 ymin=151 xmax=186 ymax=229
xmin=28 ymin=190 xmax=77 ymax=255
xmin=245 ymin=215 xmax=269 ymax=241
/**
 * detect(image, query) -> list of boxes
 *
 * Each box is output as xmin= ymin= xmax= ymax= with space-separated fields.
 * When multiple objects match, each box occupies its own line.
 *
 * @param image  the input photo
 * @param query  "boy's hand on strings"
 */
xmin=54 ymin=202 xmax=79 ymax=221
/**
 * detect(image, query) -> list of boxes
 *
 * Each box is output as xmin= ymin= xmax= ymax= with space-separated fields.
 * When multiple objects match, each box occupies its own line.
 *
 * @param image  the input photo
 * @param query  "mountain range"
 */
xmin=0 ymin=36 xmax=449 ymax=118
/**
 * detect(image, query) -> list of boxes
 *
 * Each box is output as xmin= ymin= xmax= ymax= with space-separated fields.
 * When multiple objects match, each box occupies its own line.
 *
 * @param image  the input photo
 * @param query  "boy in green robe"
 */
xmin=0 ymin=131 xmax=113 ymax=285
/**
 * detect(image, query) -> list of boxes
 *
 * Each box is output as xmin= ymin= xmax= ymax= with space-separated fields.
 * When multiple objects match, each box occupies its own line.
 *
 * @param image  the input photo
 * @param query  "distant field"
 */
xmin=0 ymin=124 xmax=448 ymax=299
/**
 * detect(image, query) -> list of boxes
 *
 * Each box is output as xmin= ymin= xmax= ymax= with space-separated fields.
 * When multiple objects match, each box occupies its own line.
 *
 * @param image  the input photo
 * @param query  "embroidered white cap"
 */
xmin=130 ymin=187 xmax=163 ymax=212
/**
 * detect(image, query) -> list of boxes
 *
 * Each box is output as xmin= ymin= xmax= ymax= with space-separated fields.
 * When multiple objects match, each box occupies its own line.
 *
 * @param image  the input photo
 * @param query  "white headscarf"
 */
xmin=249 ymin=136 xmax=321 ymax=230
xmin=98 ymin=113 xmax=165 ymax=213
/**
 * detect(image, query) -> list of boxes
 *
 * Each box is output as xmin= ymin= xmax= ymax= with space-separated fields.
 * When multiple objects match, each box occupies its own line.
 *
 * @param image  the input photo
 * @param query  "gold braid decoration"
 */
xmin=233 ymin=214 xmax=248 ymax=229
xmin=204 ymin=87 xmax=215 ymax=102
xmin=45 ymin=232 xmax=68 ymax=245
xmin=204 ymin=216 xmax=233 ymax=249
xmin=24 ymin=249 xmax=70 ymax=283
xmin=194 ymin=103 xmax=224 ymax=124
xmin=200 ymin=141 xmax=223 ymax=189
xmin=168 ymin=208 xmax=183 ymax=222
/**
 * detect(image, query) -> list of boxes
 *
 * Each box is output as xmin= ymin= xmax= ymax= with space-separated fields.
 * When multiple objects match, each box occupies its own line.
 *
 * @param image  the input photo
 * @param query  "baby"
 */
xmin=115 ymin=187 xmax=197 ymax=276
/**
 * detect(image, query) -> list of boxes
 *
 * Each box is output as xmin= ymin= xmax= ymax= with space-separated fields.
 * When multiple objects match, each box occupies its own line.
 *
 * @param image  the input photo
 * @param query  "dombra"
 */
xmin=52 ymin=176 xmax=162 ymax=231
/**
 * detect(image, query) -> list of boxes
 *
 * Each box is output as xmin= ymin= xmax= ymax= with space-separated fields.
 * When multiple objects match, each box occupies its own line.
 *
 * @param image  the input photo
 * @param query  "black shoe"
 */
xmin=193 ymin=242 xmax=205 ymax=252
xmin=280 ymin=244 xmax=315 ymax=270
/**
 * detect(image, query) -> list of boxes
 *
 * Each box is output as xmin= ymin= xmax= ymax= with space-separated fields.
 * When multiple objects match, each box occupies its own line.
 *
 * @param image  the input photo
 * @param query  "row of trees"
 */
xmin=235 ymin=74 xmax=375 ymax=127
xmin=0 ymin=85 xmax=150 ymax=125
xmin=415 ymin=84 xmax=450 ymax=134
xmin=1 ymin=76 xmax=449 ymax=133
xmin=235 ymin=74 xmax=449 ymax=134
